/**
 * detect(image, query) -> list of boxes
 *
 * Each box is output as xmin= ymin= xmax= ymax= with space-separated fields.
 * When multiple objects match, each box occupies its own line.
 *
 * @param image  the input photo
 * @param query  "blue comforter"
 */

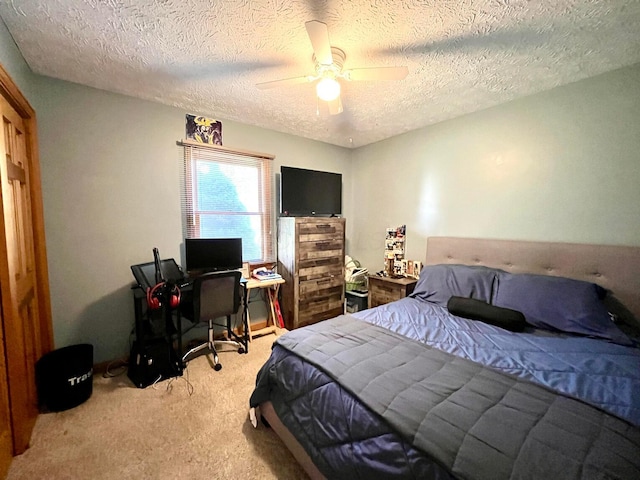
xmin=353 ymin=297 xmax=640 ymax=426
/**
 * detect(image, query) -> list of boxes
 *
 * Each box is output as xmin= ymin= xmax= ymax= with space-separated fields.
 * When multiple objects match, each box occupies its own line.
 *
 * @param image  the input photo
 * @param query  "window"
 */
xmin=181 ymin=142 xmax=273 ymax=262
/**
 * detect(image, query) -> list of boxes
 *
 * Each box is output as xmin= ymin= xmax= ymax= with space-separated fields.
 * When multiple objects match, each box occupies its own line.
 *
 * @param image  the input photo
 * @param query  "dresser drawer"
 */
xmin=298 ymin=237 xmax=343 ymax=261
xmin=298 ymin=294 xmax=344 ymax=327
xmin=298 ymin=220 xmax=344 ymax=237
xmin=299 ymin=275 xmax=344 ymax=297
xmin=368 ymin=276 xmax=417 ymax=308
xmin=369 ymin=289 xmax=399 ymax=307
xmin=299 ymin=287 xmax=342 ymax=307
xmin=298 ymin=257 xmax=343 ymax=281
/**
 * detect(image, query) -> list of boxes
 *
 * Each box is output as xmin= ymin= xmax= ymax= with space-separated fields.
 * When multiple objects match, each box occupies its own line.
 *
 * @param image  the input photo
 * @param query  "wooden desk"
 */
xmin=244 ymin=277 xmax=285 ymax=340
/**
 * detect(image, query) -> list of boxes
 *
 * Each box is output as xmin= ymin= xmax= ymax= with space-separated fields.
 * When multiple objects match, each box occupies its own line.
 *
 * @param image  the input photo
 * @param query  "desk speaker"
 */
xmin=35 ymin=344 xmax=93 ymax=412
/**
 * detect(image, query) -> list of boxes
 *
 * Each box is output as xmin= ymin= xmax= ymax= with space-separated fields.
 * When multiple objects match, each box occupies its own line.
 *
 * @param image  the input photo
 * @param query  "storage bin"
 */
xmin=345 ymin=290 xmax=368 ymax=313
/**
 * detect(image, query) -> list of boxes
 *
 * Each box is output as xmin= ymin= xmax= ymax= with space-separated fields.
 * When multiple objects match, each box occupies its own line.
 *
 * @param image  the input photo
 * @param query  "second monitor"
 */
xmin=185 ymin=238 xmax=243 ymax=274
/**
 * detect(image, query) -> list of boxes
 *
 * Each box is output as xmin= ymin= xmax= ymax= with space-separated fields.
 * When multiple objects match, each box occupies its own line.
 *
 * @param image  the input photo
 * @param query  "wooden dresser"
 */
xmin=368 ymin=275 xmax=417 ymax=308
xmin=277 ymin=217 xmax=345 ymax=330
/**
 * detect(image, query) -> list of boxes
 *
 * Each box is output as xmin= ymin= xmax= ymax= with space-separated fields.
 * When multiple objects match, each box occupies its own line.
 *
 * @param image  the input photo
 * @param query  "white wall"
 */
xmin=348 ymin=64 xmax=640 ymax=273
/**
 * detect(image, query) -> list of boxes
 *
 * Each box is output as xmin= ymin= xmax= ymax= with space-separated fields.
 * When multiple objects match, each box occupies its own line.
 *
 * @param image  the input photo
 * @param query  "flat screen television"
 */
xmin=184 ymin=238 xmax=243 ymax=273
xmin=280 ymin=166 xmax=342 ymax=216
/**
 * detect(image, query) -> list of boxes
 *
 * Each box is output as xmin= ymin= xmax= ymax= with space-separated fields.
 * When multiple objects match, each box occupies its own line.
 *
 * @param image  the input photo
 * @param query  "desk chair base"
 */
xmin=181 ymin=318 xmax=244 ymax=371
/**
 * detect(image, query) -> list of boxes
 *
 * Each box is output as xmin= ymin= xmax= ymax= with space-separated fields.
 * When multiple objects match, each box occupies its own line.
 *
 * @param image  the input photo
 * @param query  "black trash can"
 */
xmin=35 ymin=344 xmax=94 ymax=412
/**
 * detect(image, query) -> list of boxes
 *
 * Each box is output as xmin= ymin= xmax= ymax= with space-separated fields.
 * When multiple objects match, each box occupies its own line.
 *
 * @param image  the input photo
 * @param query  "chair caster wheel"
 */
xmin=238 ymin=347 xmax=245 ymax=354
xmin=214 ymin=363 xmax=222 ymax=371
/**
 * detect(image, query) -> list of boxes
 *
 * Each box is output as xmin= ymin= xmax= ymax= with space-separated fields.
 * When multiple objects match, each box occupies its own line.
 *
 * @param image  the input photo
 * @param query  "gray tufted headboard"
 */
xmin=425 ymin=237 xmax=640 ymax=322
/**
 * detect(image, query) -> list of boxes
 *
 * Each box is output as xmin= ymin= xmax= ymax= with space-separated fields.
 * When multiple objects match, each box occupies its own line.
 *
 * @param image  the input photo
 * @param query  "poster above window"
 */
xmin=185 ymin=114 xmax=222 ymax=145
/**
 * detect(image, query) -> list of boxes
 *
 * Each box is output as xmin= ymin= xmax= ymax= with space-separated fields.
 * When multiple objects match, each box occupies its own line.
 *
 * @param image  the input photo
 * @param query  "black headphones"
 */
xmin=146 ymin=282 xmax=181 ymax=310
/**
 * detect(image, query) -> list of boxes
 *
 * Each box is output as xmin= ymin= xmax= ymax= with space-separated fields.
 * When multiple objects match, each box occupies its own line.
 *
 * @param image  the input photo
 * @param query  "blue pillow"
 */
xmin=410 ymin=264 xmax=500 ymax=307
xmin=493 ymin=273 xmax=632 ymax=346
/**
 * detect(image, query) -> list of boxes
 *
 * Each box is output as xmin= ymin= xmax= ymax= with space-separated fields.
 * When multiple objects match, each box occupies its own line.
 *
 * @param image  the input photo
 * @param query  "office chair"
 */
xmin=181 ymin=270 xmax=244 ymax=371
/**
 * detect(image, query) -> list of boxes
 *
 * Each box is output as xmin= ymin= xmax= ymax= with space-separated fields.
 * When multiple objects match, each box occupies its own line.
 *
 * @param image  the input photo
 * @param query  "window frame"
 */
xmin=180 ymin=141 xmax=274 ymax=262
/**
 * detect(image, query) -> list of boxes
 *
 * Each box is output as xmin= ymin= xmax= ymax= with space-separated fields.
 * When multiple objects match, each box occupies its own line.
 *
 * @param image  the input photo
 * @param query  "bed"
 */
xmin=249 ymin=237 xmax=640 ymax=479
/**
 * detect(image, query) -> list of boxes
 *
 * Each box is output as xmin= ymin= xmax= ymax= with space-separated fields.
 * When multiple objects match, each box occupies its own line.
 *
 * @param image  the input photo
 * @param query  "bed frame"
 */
xmin=425 ymin=237 xmax=640 ymax=321
xmin=259 ymin=236 xmax=640 ymax=480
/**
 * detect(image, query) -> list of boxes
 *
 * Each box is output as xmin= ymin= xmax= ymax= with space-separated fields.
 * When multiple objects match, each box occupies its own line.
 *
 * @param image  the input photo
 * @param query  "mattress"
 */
xmin=250 ymin=299 xmax=640 ymax=479
xmin=354 ymin=297 xmax=640 ymax=426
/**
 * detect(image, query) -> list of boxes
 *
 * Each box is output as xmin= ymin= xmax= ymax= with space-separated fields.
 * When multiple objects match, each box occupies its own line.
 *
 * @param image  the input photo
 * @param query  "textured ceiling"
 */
xmin=1 ymin=0 xmax=639 ymax=148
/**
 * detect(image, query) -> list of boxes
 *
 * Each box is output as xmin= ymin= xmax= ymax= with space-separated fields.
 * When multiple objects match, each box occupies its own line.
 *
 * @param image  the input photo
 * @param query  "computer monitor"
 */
xmin=184 ymin=238 xmax=243 ymax=273
xmin=131 ymin=258 xmax=184 ymax=290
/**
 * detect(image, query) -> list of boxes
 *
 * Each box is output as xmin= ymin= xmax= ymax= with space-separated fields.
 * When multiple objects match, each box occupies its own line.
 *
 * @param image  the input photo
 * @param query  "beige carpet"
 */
xmin=7 ymin=331 xmax=309 ymax=480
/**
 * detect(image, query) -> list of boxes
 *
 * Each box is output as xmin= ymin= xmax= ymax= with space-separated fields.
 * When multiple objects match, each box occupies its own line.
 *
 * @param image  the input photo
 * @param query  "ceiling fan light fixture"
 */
xmin=316 ymin=77 xmax=340 ymax=102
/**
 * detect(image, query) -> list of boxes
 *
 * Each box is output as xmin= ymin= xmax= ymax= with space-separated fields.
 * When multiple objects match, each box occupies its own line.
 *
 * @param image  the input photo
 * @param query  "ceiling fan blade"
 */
xmin=328 ymin=96 xmax=343 ymax=115
xmin=305 ymin=20 xmax=333 ymax=65
xmin=256 ymin=75 xmax=312 ymax=90
xmin=344 ymin=66 xmax=409 ymax=81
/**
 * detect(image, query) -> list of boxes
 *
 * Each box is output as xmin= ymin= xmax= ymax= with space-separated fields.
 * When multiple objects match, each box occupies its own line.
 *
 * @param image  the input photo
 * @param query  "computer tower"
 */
xmin=127 ymin=339 xmax=182 ymax=388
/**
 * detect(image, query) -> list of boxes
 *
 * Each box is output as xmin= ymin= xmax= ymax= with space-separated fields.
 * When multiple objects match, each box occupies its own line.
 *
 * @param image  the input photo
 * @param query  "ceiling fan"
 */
xmin=256 ymin=20 xmax=409 ymax=115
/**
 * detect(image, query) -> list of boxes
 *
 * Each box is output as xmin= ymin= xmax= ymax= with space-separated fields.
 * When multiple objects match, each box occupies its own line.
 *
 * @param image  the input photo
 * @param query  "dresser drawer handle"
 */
xmin=315 ymin=241 xmax=331 ymax=248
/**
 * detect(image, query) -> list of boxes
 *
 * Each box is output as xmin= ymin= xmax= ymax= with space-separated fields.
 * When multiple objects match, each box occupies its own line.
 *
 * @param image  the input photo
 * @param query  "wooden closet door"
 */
xmin=0 ymin=94 xmax=40 ymax=454
xmin=0 ymin=62 xmax=53 ymax=476
xmin=0 ymin=305 xmax=11 ymax=474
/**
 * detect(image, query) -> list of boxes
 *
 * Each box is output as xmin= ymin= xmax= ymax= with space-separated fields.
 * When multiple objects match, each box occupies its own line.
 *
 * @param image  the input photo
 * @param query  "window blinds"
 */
xmin=180 ymin=141 xmax=274 ymax=262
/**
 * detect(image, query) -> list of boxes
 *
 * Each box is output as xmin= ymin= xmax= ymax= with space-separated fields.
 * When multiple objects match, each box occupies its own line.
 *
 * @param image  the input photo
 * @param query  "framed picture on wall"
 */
xmin=185 ymin=114 xmax=222 ymax=145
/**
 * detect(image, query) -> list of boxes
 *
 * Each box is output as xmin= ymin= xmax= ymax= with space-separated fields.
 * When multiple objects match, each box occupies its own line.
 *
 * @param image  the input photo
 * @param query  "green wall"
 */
xmin=32 ymin=78 xmax=352 ymax=363
xmin=348 ymin=64 xmax=640 ymax=272
xmin=1 ymin=17 xmax=352 ymax=362
xmin=0 ymin=16 xmax=35 ymax=98
xmin=3 ymin=17 xmax=640 ymax=362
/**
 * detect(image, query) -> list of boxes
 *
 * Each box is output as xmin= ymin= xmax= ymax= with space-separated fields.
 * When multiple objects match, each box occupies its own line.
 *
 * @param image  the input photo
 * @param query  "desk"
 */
xmin=129 ymin=285 xmax=184 ymax=388
xmin=131 ymin=279 xmax=250 ymax=360
xmin=243 ymin=277 xmax=285 ymax=340
xmin=130 ymin=275 xmax=280 ymax=368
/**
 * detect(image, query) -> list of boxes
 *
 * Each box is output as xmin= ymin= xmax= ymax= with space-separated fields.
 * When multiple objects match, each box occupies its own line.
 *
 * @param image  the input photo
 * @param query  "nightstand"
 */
xmin=368 ymin=275 xmax=417 ymax=308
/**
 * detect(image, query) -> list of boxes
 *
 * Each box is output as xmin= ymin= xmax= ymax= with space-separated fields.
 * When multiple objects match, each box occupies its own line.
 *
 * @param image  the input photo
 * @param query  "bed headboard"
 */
xmin=425 ymin=237 xmax=640 ymax=322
